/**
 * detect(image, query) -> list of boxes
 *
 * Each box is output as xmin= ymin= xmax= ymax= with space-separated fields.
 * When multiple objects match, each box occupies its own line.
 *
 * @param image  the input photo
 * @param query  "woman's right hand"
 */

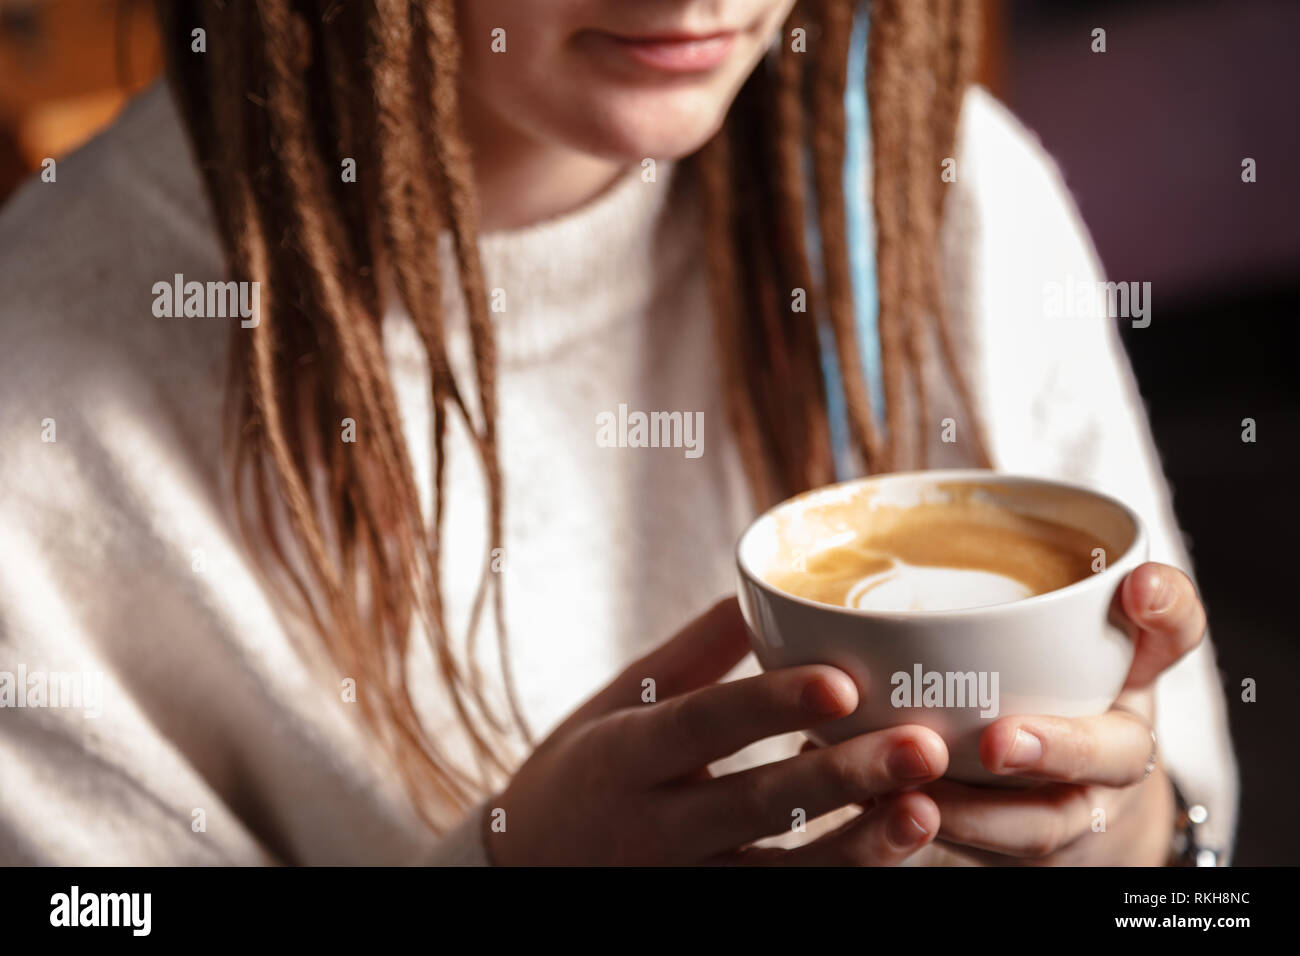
xmin=486 ymin=597 xmax=948 ymax=865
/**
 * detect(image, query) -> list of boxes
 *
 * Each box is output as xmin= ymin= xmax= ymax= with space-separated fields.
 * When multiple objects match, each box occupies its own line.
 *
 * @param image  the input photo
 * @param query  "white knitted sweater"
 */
xmin=0 ymin=83 xmax=1236 ymax=864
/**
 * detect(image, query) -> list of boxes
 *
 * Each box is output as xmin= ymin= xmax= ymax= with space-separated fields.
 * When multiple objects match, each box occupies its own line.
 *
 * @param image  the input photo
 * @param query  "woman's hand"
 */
xmin=924 ymin=562 xmax=1206 ymax=865
xmin=487 ymin=598 xmax=948 ymax=866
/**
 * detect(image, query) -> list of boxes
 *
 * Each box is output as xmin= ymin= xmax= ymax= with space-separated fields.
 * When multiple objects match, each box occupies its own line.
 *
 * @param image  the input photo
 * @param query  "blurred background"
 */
xmin=0 ymin=0 xmax=157 ymax=193
xmin=1000 ymin=0 xmax=1300 ymax=867
xmin=2 ymin=0 xmax=1296 ymax=864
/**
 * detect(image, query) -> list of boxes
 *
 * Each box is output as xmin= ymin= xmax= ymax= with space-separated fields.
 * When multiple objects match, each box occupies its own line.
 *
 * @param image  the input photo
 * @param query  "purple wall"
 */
xmin=1006 ymin=0 xmax=1300 ymax=298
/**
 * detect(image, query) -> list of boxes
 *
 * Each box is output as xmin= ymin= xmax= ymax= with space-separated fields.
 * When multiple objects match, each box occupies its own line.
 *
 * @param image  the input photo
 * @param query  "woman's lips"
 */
xmin=587 ymin=31 xmax=738 ymax=74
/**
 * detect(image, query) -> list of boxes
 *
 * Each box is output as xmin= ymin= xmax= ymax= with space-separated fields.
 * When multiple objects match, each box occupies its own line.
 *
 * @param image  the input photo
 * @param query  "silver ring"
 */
xmin=1112 ymin=705 xmax=1158 ymax=781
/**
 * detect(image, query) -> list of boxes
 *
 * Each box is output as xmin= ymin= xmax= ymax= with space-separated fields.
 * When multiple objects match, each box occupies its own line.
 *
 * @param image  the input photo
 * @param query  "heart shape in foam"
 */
xmin=736 ymin=470 xmax=1147 ymax=785
xmin=847 ymin=562 xmax=1034 ymax=613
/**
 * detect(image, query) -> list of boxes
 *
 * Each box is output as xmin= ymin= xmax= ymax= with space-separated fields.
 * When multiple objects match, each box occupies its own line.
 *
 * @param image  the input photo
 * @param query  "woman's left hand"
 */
xmin=923 ymin=562 xmax=1206 ymax=865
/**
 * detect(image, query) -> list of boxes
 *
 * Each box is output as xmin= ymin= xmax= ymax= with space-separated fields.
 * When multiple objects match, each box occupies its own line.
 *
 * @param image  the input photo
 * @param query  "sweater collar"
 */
xmin=384 ymin=159 xmax=692 ymax=369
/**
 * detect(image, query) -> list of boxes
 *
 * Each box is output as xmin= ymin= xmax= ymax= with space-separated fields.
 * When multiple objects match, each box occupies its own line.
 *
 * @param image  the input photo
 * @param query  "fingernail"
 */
xmin=1004 ymin=729 xmax=1043 ymax=769
xmin=887 ymin=810 xmax=930 ymax=848
xmin=801 ymin=677 xmax=850 ymax=718
xmin=888 ymin=741 xmax=933 ymax=780
xmin=1147 ymin=572 xmax=1175 ymax=615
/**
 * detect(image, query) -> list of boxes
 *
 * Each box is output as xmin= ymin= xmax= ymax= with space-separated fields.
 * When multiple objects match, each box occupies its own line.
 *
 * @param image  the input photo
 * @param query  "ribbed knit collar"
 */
xmin=384 ymin=159 xmax=692 ymax=370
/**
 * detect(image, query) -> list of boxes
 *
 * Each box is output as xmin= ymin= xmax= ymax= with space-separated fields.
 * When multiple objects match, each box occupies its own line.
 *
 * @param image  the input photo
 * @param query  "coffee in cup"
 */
xmin=763 ymin=482 xmax=1109 ymax=613
xmin=736 ymin=470 xmax=1147 ymax=784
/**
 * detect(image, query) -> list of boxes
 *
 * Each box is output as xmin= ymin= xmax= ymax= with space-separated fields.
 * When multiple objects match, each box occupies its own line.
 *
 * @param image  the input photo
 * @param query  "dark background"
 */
xmin=1002 ymin=0 xmax=1300 ymax=864
xmin=2 ymin=0 xmax=1296 ymax=864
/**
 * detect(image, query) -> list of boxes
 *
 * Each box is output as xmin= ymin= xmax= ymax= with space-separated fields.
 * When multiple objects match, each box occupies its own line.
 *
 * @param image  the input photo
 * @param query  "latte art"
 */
xmin=845 ymin=563 xmax=1033 ymax=613
xmin=765 ymin=490 xmax=1107 ymax=613
xmin=739 ymin=471 xmax=1145 ymax=785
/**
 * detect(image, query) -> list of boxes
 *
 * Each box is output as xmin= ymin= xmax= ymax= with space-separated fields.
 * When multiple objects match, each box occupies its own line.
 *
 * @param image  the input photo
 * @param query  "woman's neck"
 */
xmin=459 ymin=90 xmax=629 ymax=233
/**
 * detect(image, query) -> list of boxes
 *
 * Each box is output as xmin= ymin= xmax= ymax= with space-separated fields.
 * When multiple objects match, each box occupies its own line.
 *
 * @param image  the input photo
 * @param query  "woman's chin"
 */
xmin=562 ymin=107 xmax=729 ymax=164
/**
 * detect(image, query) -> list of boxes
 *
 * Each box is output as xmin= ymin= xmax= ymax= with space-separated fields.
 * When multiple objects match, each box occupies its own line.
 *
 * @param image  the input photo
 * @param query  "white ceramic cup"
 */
xmin=735 ymin=469 xmax=1147 ymax=784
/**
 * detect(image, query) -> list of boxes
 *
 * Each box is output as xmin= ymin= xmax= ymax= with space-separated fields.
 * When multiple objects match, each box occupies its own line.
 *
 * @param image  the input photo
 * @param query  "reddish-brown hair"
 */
xmin=157 ymin=0 xmax=988 ymax=829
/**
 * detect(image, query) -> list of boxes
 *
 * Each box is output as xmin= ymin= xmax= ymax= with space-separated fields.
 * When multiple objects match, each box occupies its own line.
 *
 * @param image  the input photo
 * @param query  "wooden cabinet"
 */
xmin=0 ymin=0 xmax=160 ymax=199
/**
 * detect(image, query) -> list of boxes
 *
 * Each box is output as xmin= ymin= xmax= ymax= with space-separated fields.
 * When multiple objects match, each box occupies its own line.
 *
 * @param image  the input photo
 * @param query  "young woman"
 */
xmin=0 ymin=0 xmax=1235 ymax=865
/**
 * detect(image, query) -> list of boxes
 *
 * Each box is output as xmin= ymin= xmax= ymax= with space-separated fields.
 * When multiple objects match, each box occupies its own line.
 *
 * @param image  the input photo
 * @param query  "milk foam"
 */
xmin=846 ymin=561 xmax=1034 ymax=612
xmin=762 ymin=483 xmax=1108 ymax=612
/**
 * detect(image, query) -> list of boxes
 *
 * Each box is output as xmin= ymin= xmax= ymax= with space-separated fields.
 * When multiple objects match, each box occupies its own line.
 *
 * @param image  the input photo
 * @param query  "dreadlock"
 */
xmin=156 ymin=0 xmax=988 ymax=830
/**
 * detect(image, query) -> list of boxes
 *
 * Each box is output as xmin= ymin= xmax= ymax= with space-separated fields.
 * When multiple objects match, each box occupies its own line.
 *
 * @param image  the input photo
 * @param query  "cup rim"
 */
xmin=735 ymin=469 xmax=1148 ymax=622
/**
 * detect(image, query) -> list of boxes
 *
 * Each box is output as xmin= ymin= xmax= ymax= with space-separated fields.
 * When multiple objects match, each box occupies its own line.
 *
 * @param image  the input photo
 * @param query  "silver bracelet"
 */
xmin=1169 ymin=778 xmax=1220 ymax=867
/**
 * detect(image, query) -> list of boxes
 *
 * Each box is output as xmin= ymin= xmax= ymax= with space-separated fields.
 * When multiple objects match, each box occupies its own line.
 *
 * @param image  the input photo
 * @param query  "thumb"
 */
xmin=1119 ymin=563 xmax=1207 ymax=690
